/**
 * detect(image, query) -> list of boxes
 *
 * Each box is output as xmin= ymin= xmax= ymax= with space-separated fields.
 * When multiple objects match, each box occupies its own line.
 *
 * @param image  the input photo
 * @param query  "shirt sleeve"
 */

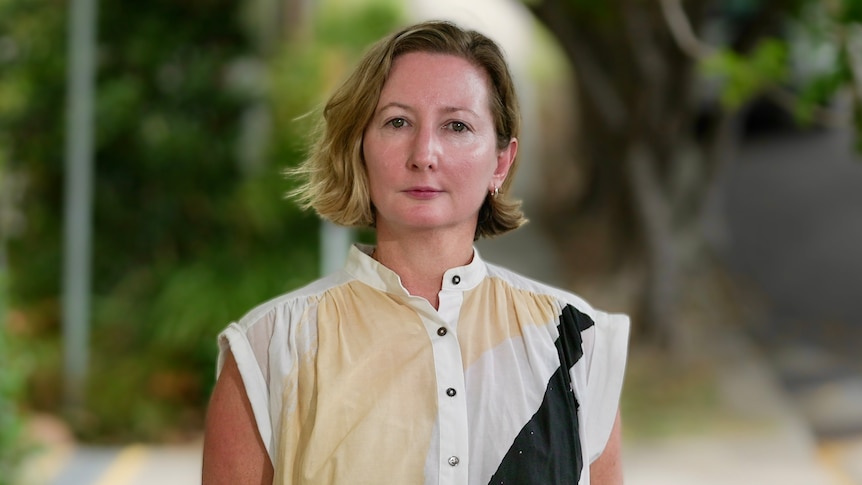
xmin=217 ymin=317 xmax=277 ymax=461
xmin=583 ymin=311 xmax=630 ymax=463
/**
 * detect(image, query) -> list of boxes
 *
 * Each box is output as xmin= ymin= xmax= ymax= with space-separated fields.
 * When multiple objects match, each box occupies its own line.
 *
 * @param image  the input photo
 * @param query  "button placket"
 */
xmin=419 ymin=292 xmax=468 ymax=483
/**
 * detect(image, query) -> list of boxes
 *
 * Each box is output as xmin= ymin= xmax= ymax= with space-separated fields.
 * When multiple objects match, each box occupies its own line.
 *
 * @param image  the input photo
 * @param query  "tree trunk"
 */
xmin=529 ymin=0 xmax=720 ymax=349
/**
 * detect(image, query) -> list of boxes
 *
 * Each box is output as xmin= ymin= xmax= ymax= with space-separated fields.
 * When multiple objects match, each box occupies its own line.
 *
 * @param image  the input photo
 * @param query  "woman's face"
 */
xmin=362 ymin=52 xmax=516 ymax=239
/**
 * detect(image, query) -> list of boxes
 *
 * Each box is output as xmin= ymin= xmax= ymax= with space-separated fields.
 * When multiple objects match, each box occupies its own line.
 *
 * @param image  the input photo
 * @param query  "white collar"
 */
xmin=343 ymin=243 xmax=488 ymax=296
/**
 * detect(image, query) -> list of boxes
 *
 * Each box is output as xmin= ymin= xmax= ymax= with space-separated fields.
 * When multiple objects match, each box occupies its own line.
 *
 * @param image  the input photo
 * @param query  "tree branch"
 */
xmin=659 ymin=0 xmax=714 ymax=59
xmin=623 ymin=2 xmax=667 ymax=89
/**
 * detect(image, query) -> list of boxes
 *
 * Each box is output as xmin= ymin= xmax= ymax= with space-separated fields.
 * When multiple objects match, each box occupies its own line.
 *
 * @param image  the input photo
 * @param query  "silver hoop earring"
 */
xmin=492 ymin=185 xmax=500 ymax=197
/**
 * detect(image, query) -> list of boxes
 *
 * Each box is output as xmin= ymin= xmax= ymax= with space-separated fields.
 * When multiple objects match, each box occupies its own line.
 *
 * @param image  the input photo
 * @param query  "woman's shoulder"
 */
xmin=483 ymin=261 xmax=625 ymax=324
xmin=231 ymin=270 xmax=354 ymax=332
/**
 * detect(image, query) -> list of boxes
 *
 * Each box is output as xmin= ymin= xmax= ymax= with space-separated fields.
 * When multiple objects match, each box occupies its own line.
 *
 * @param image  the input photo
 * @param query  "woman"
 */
xmin=203 ymin=20 xmax=628 ymax=485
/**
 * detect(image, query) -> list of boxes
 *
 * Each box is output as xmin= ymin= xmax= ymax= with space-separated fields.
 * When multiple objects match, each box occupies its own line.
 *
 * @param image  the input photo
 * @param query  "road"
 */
xmin=720 ymin=124 xmax=862 ymax=481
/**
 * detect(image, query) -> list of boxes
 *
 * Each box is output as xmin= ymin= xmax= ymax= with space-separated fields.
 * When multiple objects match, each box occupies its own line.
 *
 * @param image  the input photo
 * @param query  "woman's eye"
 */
xmin=449 ymin=121 xmax=467 ymax=132
xmin=387 ymin=118 xmax=406 ymax=128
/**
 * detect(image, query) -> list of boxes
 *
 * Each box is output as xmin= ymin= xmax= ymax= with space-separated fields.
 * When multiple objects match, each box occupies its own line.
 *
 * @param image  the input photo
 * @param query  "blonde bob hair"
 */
xmin=290 ymin=20 xmax=526 ymax=240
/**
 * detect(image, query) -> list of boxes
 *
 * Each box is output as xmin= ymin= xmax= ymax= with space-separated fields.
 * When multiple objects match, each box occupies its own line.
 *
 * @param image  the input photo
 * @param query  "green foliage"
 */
xmin=267 ymin=1 xmax=404 ymax=158
xmin=701 ymin=38 xmax=789 ymax=110
xmin=785 ymin=1 xmax=862 ymax=130
xmin=0 ymin=287 xmax=33 ymax=485
xmin=0 ymin=0 xmax=35 ymax=478
xmin=315 ymin=1 xmax=402 ymax=57
xmin=1 ymin=0 xmax=402 ymax=441
xmin=701 ymin=0 xmax=862 ymax=133
xmin=838 ymin=0 xmax=862 ymax=23
xmin=794 ymin=68 xmax=850 ymax=124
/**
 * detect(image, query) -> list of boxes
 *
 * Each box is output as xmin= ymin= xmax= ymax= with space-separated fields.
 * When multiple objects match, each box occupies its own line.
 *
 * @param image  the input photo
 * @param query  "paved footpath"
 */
xmin=619 ymin=329 xmax=843 ymax=485
xmin=17 ymin=439 xmax=202 ymax=485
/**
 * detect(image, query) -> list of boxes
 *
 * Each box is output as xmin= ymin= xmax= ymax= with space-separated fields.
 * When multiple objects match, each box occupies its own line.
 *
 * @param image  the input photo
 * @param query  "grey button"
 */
xmin=446 ymin=388 xmax=456 ymax=397
xmin=451 ymin=275 xmax=461 ymax=285
xmin=437 ymin=327 xmax=447 ymax=337
xmin=448 ymin=456 xmax=460 ymax=466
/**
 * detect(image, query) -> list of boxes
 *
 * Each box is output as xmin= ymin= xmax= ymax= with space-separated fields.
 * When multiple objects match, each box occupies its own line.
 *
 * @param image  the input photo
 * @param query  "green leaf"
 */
xmin=700 ymin=39 xmax=789 ymax=110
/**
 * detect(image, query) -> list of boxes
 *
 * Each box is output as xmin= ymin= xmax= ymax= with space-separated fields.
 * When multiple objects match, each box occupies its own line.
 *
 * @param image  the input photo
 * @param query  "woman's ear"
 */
xmin=492 ymin=137 xmax=518 ymax=189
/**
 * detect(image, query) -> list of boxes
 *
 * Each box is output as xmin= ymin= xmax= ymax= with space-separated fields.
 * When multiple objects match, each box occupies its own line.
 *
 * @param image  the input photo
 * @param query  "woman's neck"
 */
xmin=373 ymin=228 xmax=475 ymax=310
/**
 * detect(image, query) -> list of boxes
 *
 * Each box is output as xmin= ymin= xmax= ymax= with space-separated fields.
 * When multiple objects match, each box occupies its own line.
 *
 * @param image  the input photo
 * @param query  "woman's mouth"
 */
xmin=404 ymin=187 xmax=441 ymax=199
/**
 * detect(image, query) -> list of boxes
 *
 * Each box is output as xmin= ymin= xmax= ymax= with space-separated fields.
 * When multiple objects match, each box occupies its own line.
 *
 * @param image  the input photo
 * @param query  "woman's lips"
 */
xmin=404 ymin=187 xmax=441 ymax=199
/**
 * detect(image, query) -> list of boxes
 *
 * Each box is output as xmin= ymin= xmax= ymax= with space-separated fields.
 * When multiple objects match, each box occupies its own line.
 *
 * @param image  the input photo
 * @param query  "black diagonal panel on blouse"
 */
xmin=488 ymin=304 xmax=595 ymax=484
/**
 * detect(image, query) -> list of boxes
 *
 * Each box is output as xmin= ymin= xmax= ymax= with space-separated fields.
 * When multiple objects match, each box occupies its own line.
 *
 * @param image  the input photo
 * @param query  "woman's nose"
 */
xmin=408 ymin=125 xmax=439 ymax=170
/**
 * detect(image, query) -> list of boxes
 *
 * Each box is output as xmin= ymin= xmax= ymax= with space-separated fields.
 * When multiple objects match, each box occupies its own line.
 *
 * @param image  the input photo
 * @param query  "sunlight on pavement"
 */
xmin=818 ymin=438 xmax=862 ymax=485
xmin=17 ymin=445 xmax=74 ymax=485
xmin=18 ymin=442 xmax=203 ymax=485
xmin=91 ymin=445 xmax=148 ymax=485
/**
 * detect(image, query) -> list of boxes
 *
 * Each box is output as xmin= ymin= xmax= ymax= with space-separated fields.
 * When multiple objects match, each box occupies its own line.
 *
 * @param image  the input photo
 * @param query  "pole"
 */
xmin=62 ymin=0 xmax=98 ymax=409
xmin=320 ymin=221 xmax=353 ymax=276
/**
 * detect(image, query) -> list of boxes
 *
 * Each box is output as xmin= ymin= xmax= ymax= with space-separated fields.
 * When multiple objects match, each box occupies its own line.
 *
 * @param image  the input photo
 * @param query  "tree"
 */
xmin=526 ymin=0 xmax=860 ymax=353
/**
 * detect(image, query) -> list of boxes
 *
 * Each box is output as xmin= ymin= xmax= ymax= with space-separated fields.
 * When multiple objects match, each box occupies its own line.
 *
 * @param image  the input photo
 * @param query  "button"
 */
xmin=451 ymin=275 xmax=461 ymax=285
xmin=447 ymin=456 xmax=460 ymax=466
xmin=437 ymin=327 xmax=448 ymax=336
xmin=446 ymin=388 xmax=456 ymax=397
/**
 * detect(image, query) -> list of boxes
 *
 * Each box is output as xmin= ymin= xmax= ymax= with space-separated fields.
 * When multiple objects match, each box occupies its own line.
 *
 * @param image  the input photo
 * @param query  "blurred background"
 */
xmin=1 ymin=0 xmax=861 ymax=483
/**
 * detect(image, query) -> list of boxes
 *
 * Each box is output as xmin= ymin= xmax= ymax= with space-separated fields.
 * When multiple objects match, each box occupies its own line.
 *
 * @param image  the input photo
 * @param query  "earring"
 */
xmin=492 ymin=185 xmax=500 ymax=197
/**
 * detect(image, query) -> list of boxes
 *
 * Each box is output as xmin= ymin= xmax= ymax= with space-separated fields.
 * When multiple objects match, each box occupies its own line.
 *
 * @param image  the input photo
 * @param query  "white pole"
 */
xmin=320 ymin=221 xmax=353 ymax=276
xmin=62 ymin=0 xmax=98 ymax=409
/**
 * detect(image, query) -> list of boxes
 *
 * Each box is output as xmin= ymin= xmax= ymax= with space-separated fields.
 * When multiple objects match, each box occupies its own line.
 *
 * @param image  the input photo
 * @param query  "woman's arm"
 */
xmin=589 ymin=410 xmax=623 ymax=484
xmin=202 ymin=350 xmax=274 ymax=485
